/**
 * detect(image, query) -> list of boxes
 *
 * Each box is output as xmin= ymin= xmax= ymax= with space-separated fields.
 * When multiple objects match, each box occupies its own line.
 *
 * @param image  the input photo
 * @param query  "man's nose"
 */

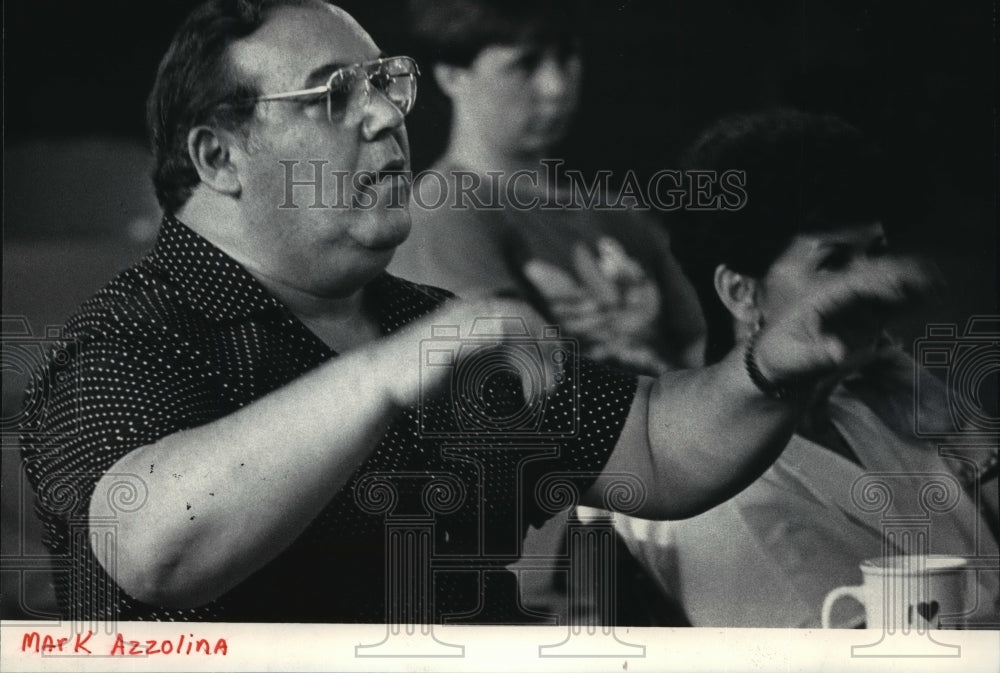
xmin=361 ymin=87 xmax=405 ymax=140
xmin=532 ymin=54 xmax=580 ymax=99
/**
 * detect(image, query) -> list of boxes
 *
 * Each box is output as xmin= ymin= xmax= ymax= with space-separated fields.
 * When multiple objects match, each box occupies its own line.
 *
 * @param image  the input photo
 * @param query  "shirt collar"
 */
xmin=146 ymin=214 xmax=285 ymax=322
xmin=147 ymin=214 xmax=451 ymax=329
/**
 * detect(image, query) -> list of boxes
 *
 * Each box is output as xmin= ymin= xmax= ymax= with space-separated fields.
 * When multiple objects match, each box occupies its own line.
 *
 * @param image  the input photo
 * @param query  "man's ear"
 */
xmin=432 ymin=63 xmax=467 ymax=99
xmin=186 ymin=125 xmax=242 ymax=197
xmin=713 ymin=264 xmax=760 ymax=326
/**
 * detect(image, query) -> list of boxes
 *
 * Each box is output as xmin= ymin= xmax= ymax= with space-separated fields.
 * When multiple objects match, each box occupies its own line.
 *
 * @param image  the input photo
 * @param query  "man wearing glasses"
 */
xmin=21 ymin=0 xmax=932 ymax=623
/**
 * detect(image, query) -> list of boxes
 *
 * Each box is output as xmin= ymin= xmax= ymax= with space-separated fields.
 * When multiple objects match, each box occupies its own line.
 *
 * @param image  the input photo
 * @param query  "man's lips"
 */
xmin=380 ymin=158 xmax=406 ymax=172
xmin=357 ymin=160 xmax=409 ymax=188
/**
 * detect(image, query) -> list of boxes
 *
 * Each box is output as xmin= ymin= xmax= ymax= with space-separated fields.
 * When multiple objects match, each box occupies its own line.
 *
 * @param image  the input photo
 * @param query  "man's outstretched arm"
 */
xmin=586 ymin=256 xmax=935 ymax=518
xmin=88 ymin=256 xmax=930 ymax=608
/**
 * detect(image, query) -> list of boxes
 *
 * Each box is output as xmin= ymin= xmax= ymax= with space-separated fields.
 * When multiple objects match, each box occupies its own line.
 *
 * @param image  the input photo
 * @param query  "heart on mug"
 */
xmin=908 ymin=600 xmax=940 ymax=625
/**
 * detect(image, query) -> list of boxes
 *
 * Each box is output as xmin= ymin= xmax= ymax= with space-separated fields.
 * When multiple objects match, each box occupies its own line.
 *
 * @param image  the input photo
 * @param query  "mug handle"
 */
xmin=821 ymin=585 xmax=864 ymax=628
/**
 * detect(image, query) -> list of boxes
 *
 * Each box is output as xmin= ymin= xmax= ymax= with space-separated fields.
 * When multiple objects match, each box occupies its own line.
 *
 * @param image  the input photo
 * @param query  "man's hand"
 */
xmin=754 ymin=256 xmax=937 ymax=386
xmin=90 ymin=292 xmax=552 ymax=609
xmin=587 ymin=254 xmax=937 ymax=519
xmin=378 ymin=295 xmax=557 ymax=409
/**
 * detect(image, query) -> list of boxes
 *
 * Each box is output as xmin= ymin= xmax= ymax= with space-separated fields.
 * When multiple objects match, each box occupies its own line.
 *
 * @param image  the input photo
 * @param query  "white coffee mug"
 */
xmin=821 ymin=554 xmax=969 ymax=630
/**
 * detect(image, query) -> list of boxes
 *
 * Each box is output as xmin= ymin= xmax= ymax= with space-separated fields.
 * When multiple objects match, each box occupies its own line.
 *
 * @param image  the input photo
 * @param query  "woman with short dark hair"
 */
xmin=615 ymin=109 xmax=999 ymax=628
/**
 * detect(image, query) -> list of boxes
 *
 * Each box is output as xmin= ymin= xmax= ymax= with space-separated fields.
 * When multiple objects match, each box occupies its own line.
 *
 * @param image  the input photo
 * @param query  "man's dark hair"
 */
xmin=147 ymin=0 xmax=320 ymax=214
xmin=407 ymin=0 xmax=582 ymax=67
xmin=670 ymin=108 xmax=888 ymax=363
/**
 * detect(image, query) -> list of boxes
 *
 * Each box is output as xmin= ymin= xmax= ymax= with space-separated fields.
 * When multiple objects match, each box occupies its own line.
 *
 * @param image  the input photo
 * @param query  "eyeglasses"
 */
xmin=255 ymin=56 xmax=420 ymax=122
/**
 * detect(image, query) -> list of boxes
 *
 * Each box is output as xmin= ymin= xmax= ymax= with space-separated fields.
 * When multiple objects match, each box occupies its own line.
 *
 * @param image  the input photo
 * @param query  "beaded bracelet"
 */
xmin=743 ymin=328 xmax=789 ymax=401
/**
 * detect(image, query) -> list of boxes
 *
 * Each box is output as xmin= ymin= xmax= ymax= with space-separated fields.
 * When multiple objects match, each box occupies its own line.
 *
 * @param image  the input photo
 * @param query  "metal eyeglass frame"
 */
xmin=254 ymin=55 xmax=420 ymax=122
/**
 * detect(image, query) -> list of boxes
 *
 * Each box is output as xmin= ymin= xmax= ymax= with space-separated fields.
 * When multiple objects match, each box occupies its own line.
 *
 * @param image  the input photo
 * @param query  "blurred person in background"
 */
xmin=390 ymin=0 xmax=706 ymax=375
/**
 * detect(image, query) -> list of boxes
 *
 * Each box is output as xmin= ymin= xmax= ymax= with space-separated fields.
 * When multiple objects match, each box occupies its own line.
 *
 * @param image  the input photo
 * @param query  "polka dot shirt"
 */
xmin=20 ymin=215 xmax=639 ymax=623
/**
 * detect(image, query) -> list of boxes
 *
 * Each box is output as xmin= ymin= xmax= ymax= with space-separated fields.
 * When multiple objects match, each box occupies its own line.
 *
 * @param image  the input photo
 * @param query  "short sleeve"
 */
xmin=18 ymin=315 xmax=225 ymax=620
xmin=521 ymin=355 xmax=639 ymax=529
xmin=21 ymin=328 xmax=214 ymax=524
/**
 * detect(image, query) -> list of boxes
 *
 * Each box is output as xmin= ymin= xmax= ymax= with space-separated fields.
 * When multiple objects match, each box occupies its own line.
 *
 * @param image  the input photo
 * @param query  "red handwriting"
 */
xmin=20 ymin=631 xmax=227 ymax=656
xmin=21 ymin=631 xmax=92 ymax=654
xmin=109 ymin=633 xmax=227 ymax=656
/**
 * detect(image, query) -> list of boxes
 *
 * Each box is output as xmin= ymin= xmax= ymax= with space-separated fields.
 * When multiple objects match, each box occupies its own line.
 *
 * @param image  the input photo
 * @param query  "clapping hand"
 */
xmin=523 ymin=238 xmax=669 ymax=373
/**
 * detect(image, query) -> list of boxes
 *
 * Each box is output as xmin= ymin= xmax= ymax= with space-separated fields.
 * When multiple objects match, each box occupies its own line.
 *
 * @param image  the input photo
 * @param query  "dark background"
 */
xmin=5 ymin=0 xmax=996 ymax=311
xmin=2 ymin=0 xmax=997 ymax=619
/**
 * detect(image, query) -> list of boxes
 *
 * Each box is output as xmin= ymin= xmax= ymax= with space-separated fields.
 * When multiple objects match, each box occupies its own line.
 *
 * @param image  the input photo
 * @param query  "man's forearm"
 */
xmin=89 ymin=336 xmax=406 ymax=608
xmin=588 ymin=255 xmax=934 ymax=519
xmin=644 ymin=347 xmax=801 ymax=517
xmin=586 ymin=347 xmax=799 ymax=520
xmin=87 ymin=296 xmax=547 ymax=609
